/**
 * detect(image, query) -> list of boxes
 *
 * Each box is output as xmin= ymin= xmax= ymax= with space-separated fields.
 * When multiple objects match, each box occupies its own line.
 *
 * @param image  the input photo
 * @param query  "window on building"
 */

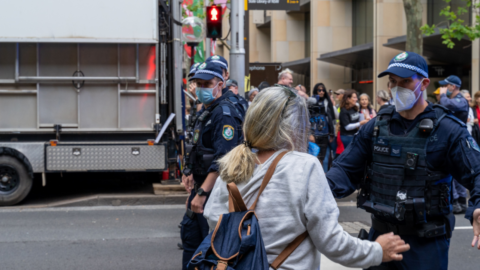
xmin=352 ymin=0 xmax=373 ymax=46
xmin=428 ymin=0 xmax=470 ymax=26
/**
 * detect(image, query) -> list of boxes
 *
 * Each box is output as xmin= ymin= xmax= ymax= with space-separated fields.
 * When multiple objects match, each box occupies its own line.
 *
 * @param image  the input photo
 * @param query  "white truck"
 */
xmin=0 ymin=0 xmax=184 ymax=205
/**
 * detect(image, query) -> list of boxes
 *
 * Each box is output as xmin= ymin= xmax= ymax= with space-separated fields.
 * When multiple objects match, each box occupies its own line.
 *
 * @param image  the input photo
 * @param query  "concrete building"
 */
xmin=237 ymin=0 xmax=478 ymax=106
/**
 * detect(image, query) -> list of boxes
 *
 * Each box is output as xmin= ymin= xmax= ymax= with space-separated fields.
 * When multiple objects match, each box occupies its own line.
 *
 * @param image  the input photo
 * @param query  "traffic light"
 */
xmin=206 ymin=5 xmax=222 ymax=39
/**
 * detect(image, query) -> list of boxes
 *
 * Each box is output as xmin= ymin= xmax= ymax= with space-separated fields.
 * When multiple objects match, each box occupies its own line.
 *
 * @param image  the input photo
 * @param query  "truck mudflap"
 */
xmin=46 ymin=144 xmax=167 ymax=172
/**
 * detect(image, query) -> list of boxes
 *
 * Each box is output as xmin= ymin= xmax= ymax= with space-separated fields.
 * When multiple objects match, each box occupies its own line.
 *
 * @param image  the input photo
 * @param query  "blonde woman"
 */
xmin=204 ymin=87 xmax=410 ymax=269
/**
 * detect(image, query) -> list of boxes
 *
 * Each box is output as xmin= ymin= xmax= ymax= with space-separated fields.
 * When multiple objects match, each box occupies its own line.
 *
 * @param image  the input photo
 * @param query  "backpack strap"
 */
xmin=227 ymin=183 xmax=247 ymax=212
xmin=249 ymin=151 xmax=289 ymax=210
xmin=227 ymin=150 xmax=309 ymax=270
xmin=270 ymin=231 xmax=309 ymax=270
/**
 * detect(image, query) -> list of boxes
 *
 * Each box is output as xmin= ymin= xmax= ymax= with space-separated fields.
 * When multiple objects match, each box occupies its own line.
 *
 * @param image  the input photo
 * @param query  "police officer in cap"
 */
xmin=326 ymin=51 xmax=480 ymax=269
xmin=438 ymin=75 xmax=469 ymax=123
xmin=180 ymin=61 xmax=243 ymax=270
xmin=206 ymin=55 xmax=248 ymax=118
xmin=438 ymin=75 xmax=470 ymax=214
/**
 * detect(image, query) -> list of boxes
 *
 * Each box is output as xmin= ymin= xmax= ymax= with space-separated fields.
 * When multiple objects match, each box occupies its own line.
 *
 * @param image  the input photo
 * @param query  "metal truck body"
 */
xmin=0 ymin=0 xmax=183 ymax=205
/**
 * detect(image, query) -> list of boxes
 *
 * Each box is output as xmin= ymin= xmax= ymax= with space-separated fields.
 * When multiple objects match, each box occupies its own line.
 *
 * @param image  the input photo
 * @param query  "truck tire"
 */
xmin=0 ymin=155 xmax=33 ymax=206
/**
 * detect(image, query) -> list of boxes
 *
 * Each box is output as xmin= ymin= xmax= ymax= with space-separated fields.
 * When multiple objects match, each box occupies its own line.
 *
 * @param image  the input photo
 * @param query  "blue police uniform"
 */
xmin=438 ymin=75 xmax=469 ymax=212
xmin=439 ymin=92 xmax=469 ymax=123
xmin=181 ymin=62 xmax=243 ymax=270
xmin=326 ymin=52 xmax=480 ymax=270
xmin=222 ymin=87 xmax=248 ymax=118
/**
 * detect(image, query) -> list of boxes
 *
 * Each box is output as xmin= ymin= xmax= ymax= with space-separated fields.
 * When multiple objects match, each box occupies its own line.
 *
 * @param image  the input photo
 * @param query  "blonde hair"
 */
xmin=218 ymin=87 xmax=309 ymax=184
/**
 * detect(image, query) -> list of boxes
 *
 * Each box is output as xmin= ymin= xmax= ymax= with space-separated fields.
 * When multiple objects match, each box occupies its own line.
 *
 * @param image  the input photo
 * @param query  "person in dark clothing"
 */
xmin=206 ymin=55 xmax=248 ymax=119
xmin=438 ymin=75 xmax=469 ymax=123
xmin=339 ymin=90 xmax=368 ymax=148
xmin=438 ymin=75 xmax=469 ymax=214
xmin=327 ymin=51 xmax=480 ymax=270
xmin=258 ymin=81 xmax=270 ymax=91
xmin=376 ymin=89 xmax=392 ymax=111
xmin=181 ymin=61 xmax=243 ymax=270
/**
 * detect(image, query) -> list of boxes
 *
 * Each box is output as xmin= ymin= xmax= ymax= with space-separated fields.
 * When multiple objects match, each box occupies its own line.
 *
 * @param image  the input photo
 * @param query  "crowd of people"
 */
xmin=180 ymin=52 xmax=480 ymax=270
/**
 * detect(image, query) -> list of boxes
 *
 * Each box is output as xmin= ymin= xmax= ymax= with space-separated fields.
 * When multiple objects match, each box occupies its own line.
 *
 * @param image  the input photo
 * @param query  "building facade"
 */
xmin=240 ymin=0 xmax=478 ymax=106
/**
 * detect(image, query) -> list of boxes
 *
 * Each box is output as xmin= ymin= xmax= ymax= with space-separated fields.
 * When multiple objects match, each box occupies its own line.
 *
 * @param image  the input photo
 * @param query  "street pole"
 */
xmin=172 ymin=0 xmax=184 ymax=134
xmin=230 ymin=0 xmax=245 ymax=97
xmin=204 ymin=0 xmax=211 ymax=59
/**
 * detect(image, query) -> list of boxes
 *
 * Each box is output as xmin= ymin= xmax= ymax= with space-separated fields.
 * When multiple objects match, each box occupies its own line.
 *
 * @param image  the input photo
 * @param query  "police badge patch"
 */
xmin=193 ymin=130 xmax=200 ymax=143
xmin=467 ymin=137 xmax=480 ymax=153
xmin=222 ymin=125 xmax=234 ymax=140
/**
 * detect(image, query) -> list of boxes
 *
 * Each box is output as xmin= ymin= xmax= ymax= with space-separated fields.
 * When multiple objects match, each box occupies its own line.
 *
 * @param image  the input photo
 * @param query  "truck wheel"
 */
xmin=0 ymin=156 xmax=33 ymax=206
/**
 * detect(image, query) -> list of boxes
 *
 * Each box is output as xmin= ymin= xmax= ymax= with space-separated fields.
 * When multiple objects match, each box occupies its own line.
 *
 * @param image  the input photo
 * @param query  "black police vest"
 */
xmin=358 ymin=105 xmax=459 ymax=224
xmin=187 ymin=100 xmax=242 ymax=179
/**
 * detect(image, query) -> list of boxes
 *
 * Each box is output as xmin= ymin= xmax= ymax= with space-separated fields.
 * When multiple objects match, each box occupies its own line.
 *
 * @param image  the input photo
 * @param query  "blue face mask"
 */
xmin=446 ymin=89 xmax=453 ymax=97
xmin=196 ymin=82 xmax=221 ymax=105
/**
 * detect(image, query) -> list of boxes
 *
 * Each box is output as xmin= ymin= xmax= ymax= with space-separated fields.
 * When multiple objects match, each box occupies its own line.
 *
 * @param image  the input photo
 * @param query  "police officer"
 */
xmin=438 ymin=75 xmax=470 ymax=214
xmin=180 ymin=61 xmax=243 ymax=270
xmin=438 ymin=75 xmax=469 ymax=123
xmin=326 ymin=52 xmax=480 ymax=270
xmin=206 ymin=55 xmax=248 ymax=118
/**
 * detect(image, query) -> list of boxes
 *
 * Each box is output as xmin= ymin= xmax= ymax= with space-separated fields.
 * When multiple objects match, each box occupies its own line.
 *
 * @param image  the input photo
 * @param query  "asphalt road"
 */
xmin=0 ymin=205 xmax=479 ymax=270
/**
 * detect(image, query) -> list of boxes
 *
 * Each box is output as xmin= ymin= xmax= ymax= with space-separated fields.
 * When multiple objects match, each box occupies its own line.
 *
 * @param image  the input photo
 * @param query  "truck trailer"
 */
xmin=0 ymin=0 xmax=184 ymax=205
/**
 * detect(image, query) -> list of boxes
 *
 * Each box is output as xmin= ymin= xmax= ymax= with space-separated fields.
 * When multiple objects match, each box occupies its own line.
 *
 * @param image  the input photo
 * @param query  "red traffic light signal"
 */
xmin=206 ymin=5 xmax=222 ymax=39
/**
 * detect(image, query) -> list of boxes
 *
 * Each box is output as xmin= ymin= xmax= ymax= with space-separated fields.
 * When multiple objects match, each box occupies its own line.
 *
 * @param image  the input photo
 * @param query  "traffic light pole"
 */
xmin=229 ymin=0 xmax=245 ymax=97
xmin=204 ymin=0 xmax=211 ymax=60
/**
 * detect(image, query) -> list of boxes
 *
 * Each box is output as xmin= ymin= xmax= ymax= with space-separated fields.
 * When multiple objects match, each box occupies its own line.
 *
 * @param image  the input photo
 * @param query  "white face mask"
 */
xmin=391 ymin=79 xmax=424 ymax=112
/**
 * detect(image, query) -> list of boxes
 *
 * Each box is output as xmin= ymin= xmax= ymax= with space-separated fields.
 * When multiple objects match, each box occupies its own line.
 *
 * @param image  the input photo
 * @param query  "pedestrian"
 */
xmin=312 ymin=83 xmax=337 ymax=172
xmin=333 ymin=88 xmax=345 ymax=119
xmin=339 ymin=90 xmax=369 ymax=148
xmin=359 ymin=93 xmax=377 ymax=120
xmin=437 ymin=76 xmax=470 ymax=215
xmin=460 ymin=90 xmax=474 ymax=135
xmin=206 ymin=55 xmax=249 ymax=119
xmin=376 ymin=89 xmax=391 ymax=110
xmin=258 ymin=81 xmax=270 ymax=91
xmin=433 ymin=88 xmax=441 ymax=103
xmin=294 ymin=84 xmax=309 ymax=99
xmin=472 ymin=91 xmax=480 ymax=143
xmin=226 ymin=79 xmax=239 ymax=95
xmin=295 ymin=84 xmax=309 ymax=99
xmin=438 ymin=75 xmax=469 ymax=123
xmin=276 ymin=68 xmax=293 ymax=88
xmin=327 ymin=51 xmax=480 ymax=270
xmin=180 ymin=61 xmax=244 ymax=270
xmin=247 ymin=88 xmax=259 ymax=105
xmin=387 ymin=81 xmax=395 ymax=105
xmin=204 ymin=87 xmax=410 ymax=269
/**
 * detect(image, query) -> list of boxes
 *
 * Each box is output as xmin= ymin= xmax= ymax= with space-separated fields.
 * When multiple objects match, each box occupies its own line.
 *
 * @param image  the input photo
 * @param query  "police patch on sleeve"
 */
xmin=222 ymin=125 xmax=234 ymax=141
xmin=467 ymin=137 xmax=480 ymax=153
xmin=193 ymin=130 xmax=200 ymax=144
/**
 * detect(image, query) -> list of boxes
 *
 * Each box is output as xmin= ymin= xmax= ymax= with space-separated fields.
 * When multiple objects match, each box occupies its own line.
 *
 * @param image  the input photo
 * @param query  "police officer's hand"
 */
xmin=188 ymin=82 xmax=197 ymax=98
xmin=309 ymin=135 xmax=315 ymax=143
xmin=439 ymin=86 xmax=448 ymax=95
xmin=182 ymin=174 xmax=194 ymax=193
xmin=191 ymin=195 xmax=207 ymax=214
xmin=375 ymin=232 xmax=410 ymax=262
xmin=471 ymin=208 xmax=480 ymax=249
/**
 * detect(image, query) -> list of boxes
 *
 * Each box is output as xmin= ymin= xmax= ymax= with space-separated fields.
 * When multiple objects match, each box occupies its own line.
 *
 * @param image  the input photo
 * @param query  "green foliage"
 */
xmin=421 ymin=0 xmax=480 ymax=48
